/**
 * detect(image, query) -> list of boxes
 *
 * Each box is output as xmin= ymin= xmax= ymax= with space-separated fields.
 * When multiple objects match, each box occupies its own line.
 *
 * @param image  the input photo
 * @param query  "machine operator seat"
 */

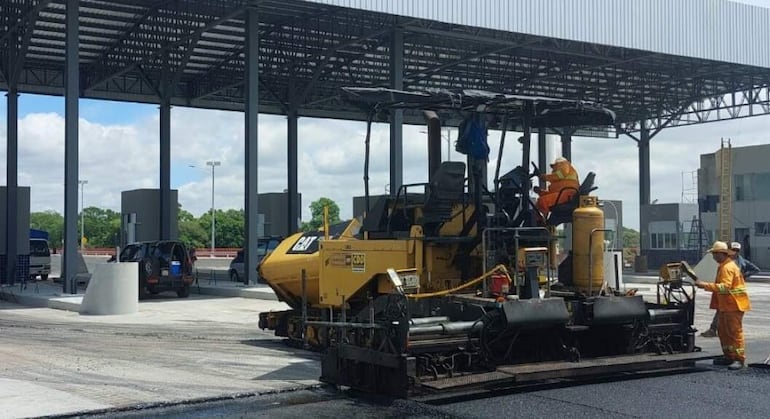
xmin=545 ymin=171 xmax=597 ymax=227
xmin=421 ymin=161 xmax=467 ymax=234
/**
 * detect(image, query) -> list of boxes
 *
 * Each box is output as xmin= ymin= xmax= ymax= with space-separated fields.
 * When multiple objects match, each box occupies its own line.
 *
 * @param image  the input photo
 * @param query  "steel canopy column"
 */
xmin=639 ymin=124 xmax=651 ymax=206
xmin=63 ymin=0 xmax=80 ymax=294
xmin=520 ymin=102 xmax=533 ymax=196
xmin=638 ymin=123 xmax=651 ymax=255
xmin=159 ymin=95 xmax=171 ymax=240
xmin=538 ymin=129 xmax=547 ymax=188
xmin=244 ymin=6 xmax=259 ymax=285
xmin=560 ymin=127 xmax=573 ymax=252
xmin=287 ymin=95 xmax=299 ymax=236
xmin=5 ymin=85 xmax=18 ymax=285
xmin=389 ymin=28 xmax=404 ymax=196
xmin=560 ymin=132 xmax=572 ymax=161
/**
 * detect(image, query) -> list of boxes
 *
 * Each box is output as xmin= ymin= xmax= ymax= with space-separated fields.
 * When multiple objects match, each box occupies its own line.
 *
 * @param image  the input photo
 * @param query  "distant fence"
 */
xmin=54 ymin=247 xmax=241 ymax=258
xmin=193 ymin=248 xmax=240 ymax=258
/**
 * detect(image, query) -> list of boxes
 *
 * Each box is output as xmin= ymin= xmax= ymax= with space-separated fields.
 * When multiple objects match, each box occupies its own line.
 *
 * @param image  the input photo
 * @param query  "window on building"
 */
xmin=734 ymin=173 xmax=770 ymax=202
xmin=735 ymin=174 xmax=748 ymax=201
xmin=650 ymin=232 xmax=678 ymax=249
xmin=666 ymin=232 xmax=677 ymax=249
xmin=649 ymin=221 xmax=678 ymax=249
xmin=756 ymin=222 xmax=770 ymax=237
xmin=753 ymin=173 xmax=770 ymax=200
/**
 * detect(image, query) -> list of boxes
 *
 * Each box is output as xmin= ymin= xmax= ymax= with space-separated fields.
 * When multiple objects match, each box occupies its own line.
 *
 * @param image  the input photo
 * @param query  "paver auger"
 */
xmin=258 ymin=87 xmax=710 ymax=397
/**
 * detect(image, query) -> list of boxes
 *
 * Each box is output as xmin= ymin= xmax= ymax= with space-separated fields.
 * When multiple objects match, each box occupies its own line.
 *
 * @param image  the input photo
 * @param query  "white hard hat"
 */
xmin=551 ymin=157 xmax=568 ymax=166
xmin=730 ymin=242 xmax=742 ymax=251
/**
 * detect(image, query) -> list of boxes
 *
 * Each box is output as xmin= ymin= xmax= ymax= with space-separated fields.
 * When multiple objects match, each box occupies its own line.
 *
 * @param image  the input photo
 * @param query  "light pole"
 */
xmin=206 ymin=160 xmax=221 ymax=256
xmin=78 ymin=180 xmax=88 ymax=250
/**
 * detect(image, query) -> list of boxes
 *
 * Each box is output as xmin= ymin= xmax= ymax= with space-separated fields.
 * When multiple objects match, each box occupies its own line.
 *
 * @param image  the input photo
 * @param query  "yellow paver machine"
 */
xmin=258 ymin=88 xmax=711 ymax=397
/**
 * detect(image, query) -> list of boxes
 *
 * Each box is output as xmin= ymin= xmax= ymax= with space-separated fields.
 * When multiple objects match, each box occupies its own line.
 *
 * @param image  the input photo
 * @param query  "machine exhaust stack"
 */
xmin=424 ymin=111 xmax=442 ymax=183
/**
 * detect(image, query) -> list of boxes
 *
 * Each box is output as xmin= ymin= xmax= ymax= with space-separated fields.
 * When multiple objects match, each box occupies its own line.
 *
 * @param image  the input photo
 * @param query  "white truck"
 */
xmin=29 ymin=229 xmax=51 ymax=281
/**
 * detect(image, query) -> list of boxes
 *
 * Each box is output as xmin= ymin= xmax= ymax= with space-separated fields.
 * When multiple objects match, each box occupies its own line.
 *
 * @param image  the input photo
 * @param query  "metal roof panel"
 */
xmin=307 ymin=0 xmax=770 ymax=68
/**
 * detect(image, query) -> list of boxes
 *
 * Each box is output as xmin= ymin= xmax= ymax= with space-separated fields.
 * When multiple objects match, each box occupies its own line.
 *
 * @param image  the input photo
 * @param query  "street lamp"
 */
xmin=78 ymin=180 xmax=88 ymax=250
xmin=206 ymin=160 xmax=221 ymax=257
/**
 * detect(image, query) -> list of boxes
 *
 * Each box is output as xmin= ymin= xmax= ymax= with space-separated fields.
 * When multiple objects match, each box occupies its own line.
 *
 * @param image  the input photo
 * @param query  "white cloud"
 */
xmin=729 ymin=0 xmax=770 ymax=7
xmin=2 ymin=99 xmax=770 ymax=230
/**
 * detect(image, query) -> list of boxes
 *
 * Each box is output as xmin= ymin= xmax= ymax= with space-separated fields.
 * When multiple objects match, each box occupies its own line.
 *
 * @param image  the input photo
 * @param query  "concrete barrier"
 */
xmin=80 ymin=262 xmax=138 ymax=315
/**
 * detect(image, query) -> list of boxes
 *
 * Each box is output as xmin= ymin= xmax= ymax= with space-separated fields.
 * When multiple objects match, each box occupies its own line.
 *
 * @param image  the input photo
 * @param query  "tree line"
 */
xmin=29 ymin=199 xmax=640 ymax=252
xmin=29 ymin=198 xmax=342 ymax=249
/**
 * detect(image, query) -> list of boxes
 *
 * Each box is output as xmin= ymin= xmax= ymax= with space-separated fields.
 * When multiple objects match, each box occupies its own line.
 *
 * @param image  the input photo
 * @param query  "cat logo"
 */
xmin=291 ymin=236 xmax=317 ymax=252
xmin=351 ymin=253 xmax=366 ymax=273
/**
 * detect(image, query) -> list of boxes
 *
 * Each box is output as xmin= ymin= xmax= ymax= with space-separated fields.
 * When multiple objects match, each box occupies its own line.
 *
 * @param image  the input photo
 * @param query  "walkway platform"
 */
xmin=0 ymin=277 xmax=278 ymax=312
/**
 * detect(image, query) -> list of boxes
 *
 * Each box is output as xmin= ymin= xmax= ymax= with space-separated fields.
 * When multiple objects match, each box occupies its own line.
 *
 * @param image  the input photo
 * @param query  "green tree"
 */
xmin=623 ymin=227 xmax=640 ymax=248
xmin=198 ymin=209 xmax=245 ymax=248
xmin=622 ymin=227 xmax=640 ymax=264
xmin=178 ymin=207 xmax=196 ymax=223
xmin=301 ymin=197 xmax=340 ymax=231
xmin=177 ymin=206 xmax=207 ymax=248
xmin=30 ymin=210 xmax=64 ymax=247
xmin=216 ymin=209 xmax=245 ymax=248
xmin=81 ymin=206 xmax=120 ymax=247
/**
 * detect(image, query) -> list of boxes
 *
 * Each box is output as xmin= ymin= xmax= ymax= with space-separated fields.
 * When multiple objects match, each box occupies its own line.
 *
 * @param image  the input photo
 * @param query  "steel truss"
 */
xmin=1 ymin=0 xmax=769 ymax=133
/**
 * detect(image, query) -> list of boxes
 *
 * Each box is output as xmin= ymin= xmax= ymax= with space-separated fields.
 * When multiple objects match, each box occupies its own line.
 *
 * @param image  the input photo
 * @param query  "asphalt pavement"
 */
xmin=3 ymin=260 xmax=770 ymax=418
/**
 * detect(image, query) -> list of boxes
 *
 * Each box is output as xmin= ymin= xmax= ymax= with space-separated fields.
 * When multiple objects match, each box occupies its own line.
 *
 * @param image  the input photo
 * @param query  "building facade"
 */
xmin=640 ymin=202 xmax=701 ymax=270
xmin=698 ymin=143 xmax=770 ymax=268
xmin=258 ymin=192 xmax=302 ymax=237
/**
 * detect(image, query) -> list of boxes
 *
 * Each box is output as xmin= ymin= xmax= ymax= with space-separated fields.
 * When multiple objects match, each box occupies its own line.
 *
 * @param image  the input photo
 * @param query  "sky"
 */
xmin=731 ymin=0 xmax=770 ymax=5
xmin=1 ymin=0 xmax=769 ymax=231
xmin=1 ymin=93 xmax=768 ymax=231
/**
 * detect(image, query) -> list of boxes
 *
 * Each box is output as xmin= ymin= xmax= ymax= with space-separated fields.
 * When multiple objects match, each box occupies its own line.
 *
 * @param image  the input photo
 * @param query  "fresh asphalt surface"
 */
xmin=11 ymin=256 xmax=770 ymax=418
xmin=73 ymin=311 xmax=770 ymax=419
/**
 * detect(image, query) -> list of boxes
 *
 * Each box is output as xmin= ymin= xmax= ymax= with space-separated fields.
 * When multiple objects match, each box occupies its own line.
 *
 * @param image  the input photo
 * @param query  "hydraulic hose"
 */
xmin=407 ymin=264 xmax=512 ymax=299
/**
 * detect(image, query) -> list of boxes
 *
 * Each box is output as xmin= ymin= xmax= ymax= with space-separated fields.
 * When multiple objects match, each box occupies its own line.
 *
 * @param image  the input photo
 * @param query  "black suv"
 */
xmin=114 ymin=241 xmax=195 ymax=299
xmin=228 ymin=237 xmax=282 ymax=283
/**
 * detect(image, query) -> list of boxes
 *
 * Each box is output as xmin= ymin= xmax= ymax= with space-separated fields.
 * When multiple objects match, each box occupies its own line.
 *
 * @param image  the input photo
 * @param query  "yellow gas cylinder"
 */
xmin=572 ymin=196 xmax=605 ymax=293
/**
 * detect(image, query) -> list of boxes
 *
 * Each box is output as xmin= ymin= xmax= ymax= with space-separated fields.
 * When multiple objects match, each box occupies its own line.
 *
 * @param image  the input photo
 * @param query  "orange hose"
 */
xmin=407 ymin=264 xmax=512 ymax=299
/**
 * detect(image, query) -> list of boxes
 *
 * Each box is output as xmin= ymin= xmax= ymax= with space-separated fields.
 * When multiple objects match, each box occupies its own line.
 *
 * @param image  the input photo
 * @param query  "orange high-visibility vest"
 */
xmin=701 ymin=259 xmax=751 ymax=312
xmin=541 ymin=162 xmax=579 ymax=197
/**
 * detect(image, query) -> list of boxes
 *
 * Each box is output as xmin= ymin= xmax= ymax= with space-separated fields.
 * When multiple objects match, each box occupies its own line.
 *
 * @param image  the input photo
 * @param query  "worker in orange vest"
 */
xmin=534 ymin=156 xmax=579 ymax=217
xmin=692 ymin=241 xmax=751 ymax=370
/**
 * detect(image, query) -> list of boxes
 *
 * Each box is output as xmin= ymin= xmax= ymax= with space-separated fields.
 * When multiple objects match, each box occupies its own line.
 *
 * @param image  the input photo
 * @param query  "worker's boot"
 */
xmin=713 ymin=357 xmax=732 ymax=366
xmin=727 ymin=360 xmax=746 ymax=370
xmin=700 ymin=328 xmax=717 ymax=338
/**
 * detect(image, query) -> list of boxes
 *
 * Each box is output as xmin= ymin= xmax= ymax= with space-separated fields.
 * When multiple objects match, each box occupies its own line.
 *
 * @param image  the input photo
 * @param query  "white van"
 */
xmin=29 ymin=238 xmax=51 ymax=281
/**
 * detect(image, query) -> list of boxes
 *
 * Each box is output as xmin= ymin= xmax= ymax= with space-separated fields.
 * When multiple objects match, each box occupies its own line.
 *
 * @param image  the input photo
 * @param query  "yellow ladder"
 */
xmin=718 ymin=138 xmax=732 ymax=242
